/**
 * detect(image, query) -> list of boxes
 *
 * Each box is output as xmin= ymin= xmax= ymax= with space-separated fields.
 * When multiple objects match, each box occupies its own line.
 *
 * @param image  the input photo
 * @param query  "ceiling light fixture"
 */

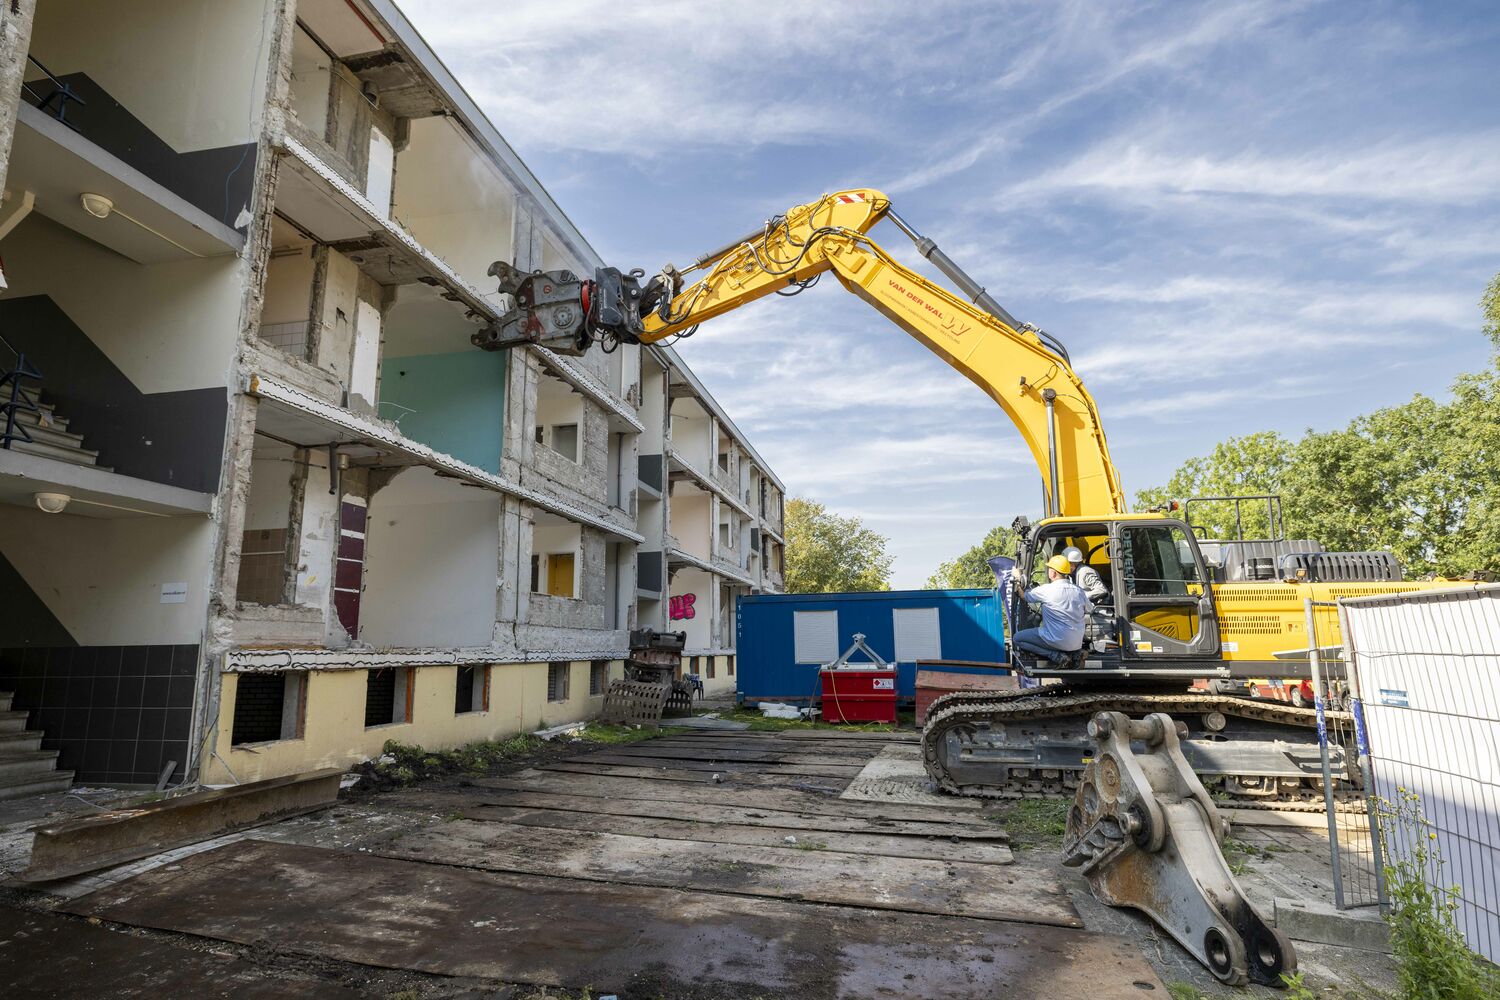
xmin=34 ymin=492 xmax=70 ymax=514
xmin=78 ymin=192 xmax=206 ymax=258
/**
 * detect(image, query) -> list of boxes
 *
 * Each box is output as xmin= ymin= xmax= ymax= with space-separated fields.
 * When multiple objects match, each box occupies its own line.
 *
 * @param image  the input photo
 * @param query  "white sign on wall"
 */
xmin=160 ymin=582 xmax=188 ymax=604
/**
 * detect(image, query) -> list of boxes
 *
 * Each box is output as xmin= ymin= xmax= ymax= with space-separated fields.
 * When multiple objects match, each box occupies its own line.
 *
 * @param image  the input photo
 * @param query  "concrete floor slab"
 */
xmin=62 ymin=839 xmax=1159 ymax=999
xmin=377 ymin=818 xmax=1056 ymax=924
xmin=0 ymin=904 xmax=358 ymax=999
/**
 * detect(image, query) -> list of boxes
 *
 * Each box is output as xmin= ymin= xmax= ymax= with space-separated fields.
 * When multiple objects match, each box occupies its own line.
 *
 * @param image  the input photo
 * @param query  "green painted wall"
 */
xmin=380 ymin=351 xmax=506 ymax=473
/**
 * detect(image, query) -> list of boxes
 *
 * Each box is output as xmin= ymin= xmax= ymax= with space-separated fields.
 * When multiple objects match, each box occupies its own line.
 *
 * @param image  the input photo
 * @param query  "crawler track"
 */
xmin=921 ymin=687 xmax=1359 ymax=811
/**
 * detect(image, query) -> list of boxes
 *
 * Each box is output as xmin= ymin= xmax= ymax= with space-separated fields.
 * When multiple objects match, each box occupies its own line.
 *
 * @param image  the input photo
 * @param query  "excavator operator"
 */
xmin=1064 ymin=545 xmax=1110 ymax=603
xmin=1009 ymin=554 xmax=1092 ymax=664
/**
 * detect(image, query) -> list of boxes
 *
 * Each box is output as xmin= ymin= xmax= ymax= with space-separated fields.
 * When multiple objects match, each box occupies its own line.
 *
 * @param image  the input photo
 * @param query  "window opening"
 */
xmin=590 ymin=660 xmax=608 ymax=696
xmin=547 ymin=661 xmax=570 ymax=702
xmin=365 ymin=667 xmax=412 ymax=727
xmin=455 ymin=665 xmax=487 ymax=714
xmin=231 ymin=672 xmax=306 ymax=745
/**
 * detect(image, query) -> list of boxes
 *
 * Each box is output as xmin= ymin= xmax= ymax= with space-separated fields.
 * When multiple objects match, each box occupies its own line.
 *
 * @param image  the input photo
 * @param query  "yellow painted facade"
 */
xmin=204 ymin=660 xmax=623 ymax=784
xmin=699 ymin=654 xmax=737 ymax=698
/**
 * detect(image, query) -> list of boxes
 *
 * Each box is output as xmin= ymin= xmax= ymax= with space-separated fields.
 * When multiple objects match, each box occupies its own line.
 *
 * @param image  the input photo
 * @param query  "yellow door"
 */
xmin=547 ymin=552 xmax=575 ymax=597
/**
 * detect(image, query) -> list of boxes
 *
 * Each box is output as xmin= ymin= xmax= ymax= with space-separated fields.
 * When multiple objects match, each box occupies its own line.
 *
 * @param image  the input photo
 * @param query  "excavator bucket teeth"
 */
xmin=1062 ymin=711 xmax=1296 ymax=987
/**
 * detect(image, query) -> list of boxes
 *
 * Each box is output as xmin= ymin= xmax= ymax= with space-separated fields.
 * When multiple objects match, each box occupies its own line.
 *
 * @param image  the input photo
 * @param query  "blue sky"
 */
xmin=398 ymin=0 xmax=1500 ymax=587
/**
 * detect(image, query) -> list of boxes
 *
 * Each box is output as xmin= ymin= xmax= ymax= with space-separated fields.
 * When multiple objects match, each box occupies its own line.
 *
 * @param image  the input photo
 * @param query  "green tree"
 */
xmin=1133 ymin=431 xmax=1296 ymax=538
xmin=925 ymin=524 xmax=1018 ymax=589
xmin=1134 ymin=273 xmax=1500 ymax=578
xmin=1482 ymin=272 xmax=1500 ymax=350
xmin=783 ymin=497 xmax=893 ymax=593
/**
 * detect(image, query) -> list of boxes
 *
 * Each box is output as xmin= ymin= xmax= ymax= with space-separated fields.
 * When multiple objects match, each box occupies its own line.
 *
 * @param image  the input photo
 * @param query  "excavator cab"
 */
xmin=1015 ymin=515 xmax=1221 ymax=676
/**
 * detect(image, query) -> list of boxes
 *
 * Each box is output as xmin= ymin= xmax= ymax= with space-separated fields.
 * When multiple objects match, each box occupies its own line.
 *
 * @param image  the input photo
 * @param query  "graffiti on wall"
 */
xmin=669 ymin=594 xmax=697 ymax=621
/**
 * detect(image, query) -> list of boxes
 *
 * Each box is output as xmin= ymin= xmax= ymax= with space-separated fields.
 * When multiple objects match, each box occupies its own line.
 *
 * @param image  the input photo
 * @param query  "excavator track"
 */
xmin=922 ymin=686 xmax=1359 ymax=811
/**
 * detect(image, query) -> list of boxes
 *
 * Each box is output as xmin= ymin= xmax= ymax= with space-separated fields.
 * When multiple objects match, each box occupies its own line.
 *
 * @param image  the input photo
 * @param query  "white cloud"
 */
xmin=888 ymin=0 xmax=1293 ymax=192
xmin=396 ymin=0 xmax=982 ymax=156
xmin=1008 ymin=131 xmax=1500 ymax=204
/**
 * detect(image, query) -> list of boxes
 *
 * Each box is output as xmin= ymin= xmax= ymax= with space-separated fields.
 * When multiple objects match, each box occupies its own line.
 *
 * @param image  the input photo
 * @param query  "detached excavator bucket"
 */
xmin=1062 ymin=711 xmax=1296 ymax=987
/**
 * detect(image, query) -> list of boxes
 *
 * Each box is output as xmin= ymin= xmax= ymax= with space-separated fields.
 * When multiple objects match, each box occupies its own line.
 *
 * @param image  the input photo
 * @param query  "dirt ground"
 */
xmin=0 ymin=724 xmax=1399 ymax=999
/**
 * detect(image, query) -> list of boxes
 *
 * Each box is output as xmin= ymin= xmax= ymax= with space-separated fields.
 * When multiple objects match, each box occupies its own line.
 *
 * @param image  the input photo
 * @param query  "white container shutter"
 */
xmin=893 ymin=607 xmax=941 ymax=662
xmin=793 ymin=610 xmax=839 ymax=664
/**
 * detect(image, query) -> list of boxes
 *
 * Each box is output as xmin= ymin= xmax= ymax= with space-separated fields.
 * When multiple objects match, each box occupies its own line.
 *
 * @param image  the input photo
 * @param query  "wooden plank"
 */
xmin=594 ymin=744 xmax=874 ymax=764
xmin=475 ymin=772 xmax=1004 ymax=828
xmin=774 ymin=729 xmax=922 ymax=742
xmin=577 ymin=752 xmax=863 ymax=777
xmin=464 ymin=790 xmax=1009 ymax=840
xmin=64 ymin=840 xmax=1162 ymax=1000
xmin=658 ymin=734 xmax=910 ymax=752
xmin=537 ymin=760 xmax=854 ymax=789
xmin=460 ymin=803 xmax=1014 ymax=864
xmin=377 ymin=820 xmax=1073 ymax=926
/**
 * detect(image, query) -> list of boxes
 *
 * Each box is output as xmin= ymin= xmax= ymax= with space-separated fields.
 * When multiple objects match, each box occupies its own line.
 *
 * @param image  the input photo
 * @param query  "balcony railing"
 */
xmin=0 ymin=334 xmax=43 ymax=451
xmin=21 ymin=55 xmax=85 ymax=127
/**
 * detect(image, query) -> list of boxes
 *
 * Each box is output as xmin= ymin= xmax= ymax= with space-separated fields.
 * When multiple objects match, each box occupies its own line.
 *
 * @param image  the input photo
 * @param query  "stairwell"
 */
xmin=2 ymin=391 xmax=109 ymax=470
xmin=0 ymin=690 xmax=74 ymax=800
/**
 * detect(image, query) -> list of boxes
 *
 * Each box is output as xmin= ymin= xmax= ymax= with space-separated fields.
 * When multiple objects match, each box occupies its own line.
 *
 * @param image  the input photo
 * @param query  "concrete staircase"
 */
xmin=0 ymin=691 xmax=74 ymax=800
xmin=3 ymin=393 xmax=108 ymax=470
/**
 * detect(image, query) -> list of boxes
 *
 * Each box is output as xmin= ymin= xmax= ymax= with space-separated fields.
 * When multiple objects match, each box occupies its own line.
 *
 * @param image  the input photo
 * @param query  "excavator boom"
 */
xmin=475 ymin=189 xmax=1126 ymax=518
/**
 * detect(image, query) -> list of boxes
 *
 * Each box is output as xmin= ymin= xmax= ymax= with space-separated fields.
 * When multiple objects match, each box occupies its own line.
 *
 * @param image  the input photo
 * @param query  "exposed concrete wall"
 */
xmin=361 ymin=469 xmax=499 ymax=649
xmin=669 ymin=566 xmax=713 ymax=650
xmin=260 ymin=245 xmax=315 ymax=327
xmin=310 ymin=245 xmax=359 ymax=387
xmin=28 ymin=0 xmax=274 ymax=150
xmin=0 ymin=0 xmax=37 ymax=204
xmin=204 ymin=659 xmax=623 ymax=783
xmin=244 ymin=439 xmax=296 ymax=530
xmin=0 ymin=506 xmax=213 ymax=645
xmin=671 ymin=489 xmax=711 ymax=560
xmin=670 ymin=397 xmax=712 ymax=469
xmin=287 ymin=22 xmax=330 ymax=137
xmin=392 ymin=115 xmax=515 ymax=306
xmin=291 ymin=448 xmax=338 ymax=613
xmin=697 ymin=654 xmax=736 ymax=698
xmin=527 ymin=524 xmax=608 ymax=630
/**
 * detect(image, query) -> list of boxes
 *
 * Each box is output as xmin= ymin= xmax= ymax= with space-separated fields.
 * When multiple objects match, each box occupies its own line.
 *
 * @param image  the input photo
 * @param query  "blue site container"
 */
xmin=735 ymin=589 xmax=1005 ymax=706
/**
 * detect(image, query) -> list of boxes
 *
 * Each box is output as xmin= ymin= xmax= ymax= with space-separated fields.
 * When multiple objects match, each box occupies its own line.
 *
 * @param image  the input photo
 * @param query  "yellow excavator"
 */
xmin=478 ymin=189 xmax=1445 ymax=984
xmin=475 ymin=184 xmax=1431 ymax=714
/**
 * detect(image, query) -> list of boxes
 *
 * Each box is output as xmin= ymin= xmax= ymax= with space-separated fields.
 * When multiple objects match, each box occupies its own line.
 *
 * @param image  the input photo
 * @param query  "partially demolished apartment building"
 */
xmin=0 ymin=0 xmax=783 ymax=793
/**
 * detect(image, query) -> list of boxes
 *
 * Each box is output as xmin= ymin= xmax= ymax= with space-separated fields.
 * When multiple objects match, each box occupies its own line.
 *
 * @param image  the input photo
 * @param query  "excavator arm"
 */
xmin=476 ymin=188 xmax=1126 ymax=518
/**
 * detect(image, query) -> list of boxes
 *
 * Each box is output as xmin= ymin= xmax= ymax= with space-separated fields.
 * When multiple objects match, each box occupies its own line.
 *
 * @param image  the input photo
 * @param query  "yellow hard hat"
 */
xmin=1047 ymin=554 xmax=1073 ymax=575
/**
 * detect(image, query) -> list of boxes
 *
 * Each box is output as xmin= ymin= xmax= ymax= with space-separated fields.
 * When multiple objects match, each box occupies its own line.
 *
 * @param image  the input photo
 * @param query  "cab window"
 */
xmin=1121 ymin=525 xmax=1200 ymax=596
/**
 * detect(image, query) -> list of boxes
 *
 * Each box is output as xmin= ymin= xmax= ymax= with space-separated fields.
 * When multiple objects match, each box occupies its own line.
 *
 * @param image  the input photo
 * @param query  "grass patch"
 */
xmin=1166 ymin=983 xmax=1207 ymax=1000
xmin=362 ymin=734 xmax=547 ymax=789
xmin=360 ymin=723 xmax=677 ymax=790
xmin=990 ymin=798 xmax=1069 ymax=851
xmin=575 ymin=722 xmax=677 ymax=744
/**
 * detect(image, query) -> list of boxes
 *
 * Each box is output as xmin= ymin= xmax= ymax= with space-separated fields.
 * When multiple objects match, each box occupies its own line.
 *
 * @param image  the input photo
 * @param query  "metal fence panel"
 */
xmin=1342 ymin=585 xmax=1500 ymax=963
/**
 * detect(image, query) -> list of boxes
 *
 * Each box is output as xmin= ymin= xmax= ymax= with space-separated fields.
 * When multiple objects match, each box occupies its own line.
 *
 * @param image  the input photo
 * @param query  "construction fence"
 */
xmin=1335 ymin=583 xmax=1500 ymax=964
